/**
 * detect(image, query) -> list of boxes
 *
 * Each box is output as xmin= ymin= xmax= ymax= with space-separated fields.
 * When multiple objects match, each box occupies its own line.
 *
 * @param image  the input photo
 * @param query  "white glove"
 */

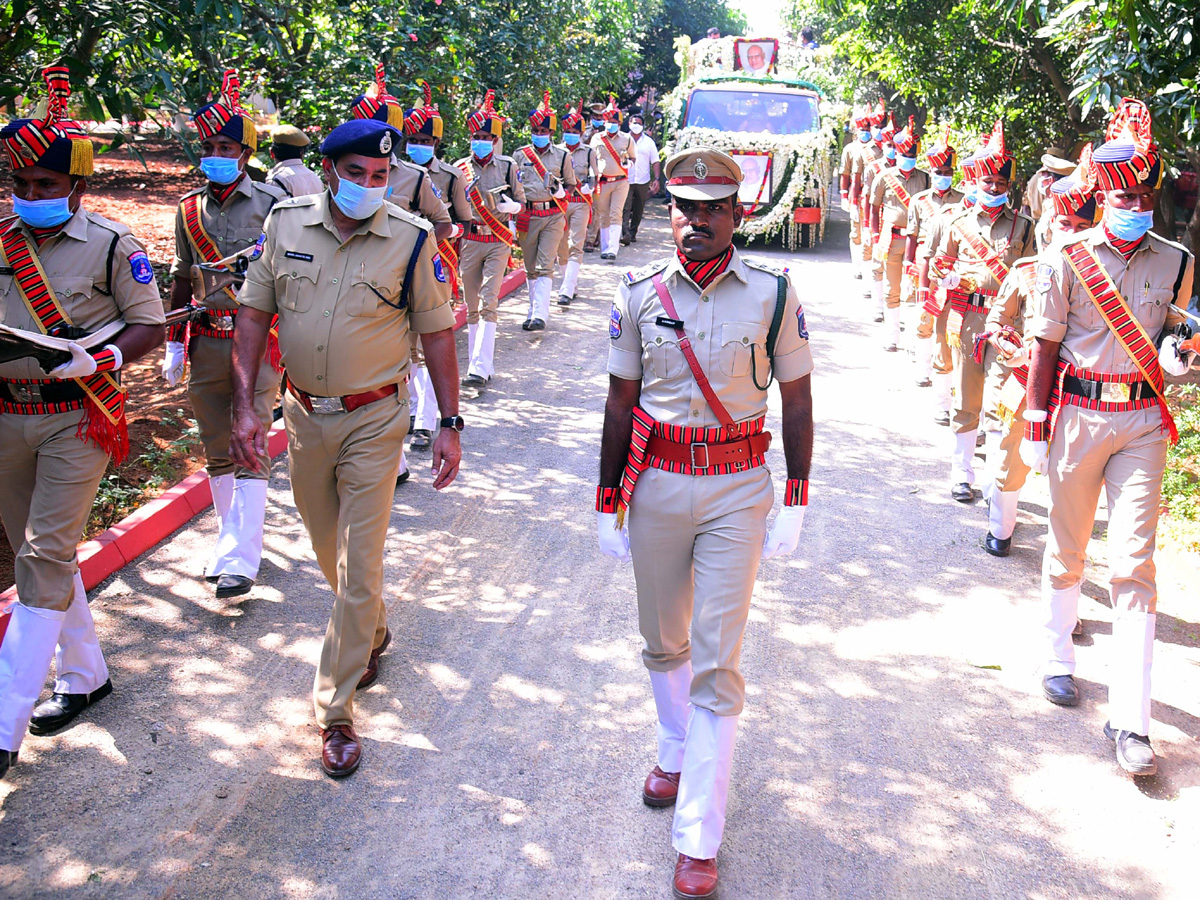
xmin=49 ymin=342 xmax=98 ymax=380
xmin=1001 ymin=346 xmax=1029 ymax=368
xmin=162 ymin=341 xmax=186 ymax=387
xmin=1159 ymin=334 xmax=1190 ymax=377
xmin=938 ymin=272 xmax=962 ymax=291
xmin=840 ymin=197 xmax=851 ymax=213
xmin=1019 ymin=439 xmax=1049 ymax=476
xmin=762 ymin=505 xmax=806 ymax=560
xmin=448 ymin=223 xmax=464 ymax=240
xmin=579 ymin=183 xmax=593 ymax=195
xmin=596 ymin=512 xmax=630 ymax=562
xmin=552 ymin=185 xmax=566 ymax=199
xmin=496 ymin=198 xmax=522 ymax=215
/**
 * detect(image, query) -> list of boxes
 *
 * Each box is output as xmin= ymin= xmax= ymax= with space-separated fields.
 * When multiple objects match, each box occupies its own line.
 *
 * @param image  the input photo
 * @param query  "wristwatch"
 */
xmin=440 ymin=415 xmax=465 ymax=433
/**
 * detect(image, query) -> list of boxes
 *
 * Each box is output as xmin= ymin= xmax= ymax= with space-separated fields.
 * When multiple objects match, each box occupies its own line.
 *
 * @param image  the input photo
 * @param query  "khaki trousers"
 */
xmin=283 ymin=390 xmax=409 ymax=728
xmin=950 ymin=308 xmax=990 ymax=433
xmin=460 ymin=238 xmax=510 ymax=325
xmin=849 ymin=202 xmax=862 ymax=246
xmin=628 ymin=466 xmax=773 ymax=717
xmin=875 ymin=237 xmax=905 ymax=308
xmin=595 ymin=178 xmax=630 ymax=230
xmin=0 ymin=409 xmax=109 ymax=611
xmin=519 ymin=213 xmax=566 ymax=279
xmin=558 ymin=203 xmax=590 ymax=265
xmin=189 ymin=335 xmax=276 ymax=478
xmin=1045 ymin=406 xmax=1166 ymax=612
xmin=982 ymin=348 xmax=1031 ymax=492
xmin=916 ymin=304 xmax=953 ymax=370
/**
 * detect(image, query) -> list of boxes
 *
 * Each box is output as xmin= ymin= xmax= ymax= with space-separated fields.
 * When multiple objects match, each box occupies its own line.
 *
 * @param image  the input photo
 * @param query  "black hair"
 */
xmin=801 ymin=26 xmax=815 ymax=40
xmin=271 ymin=143 xmax=306 ymax=161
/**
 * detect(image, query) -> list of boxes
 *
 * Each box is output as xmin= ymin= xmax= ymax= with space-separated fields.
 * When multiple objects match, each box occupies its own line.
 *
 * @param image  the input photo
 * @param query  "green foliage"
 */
xmin=1164 ymin=385 xmax=1200 ymax=521
xmin=628 ymin=0 xmax=747 ymax=100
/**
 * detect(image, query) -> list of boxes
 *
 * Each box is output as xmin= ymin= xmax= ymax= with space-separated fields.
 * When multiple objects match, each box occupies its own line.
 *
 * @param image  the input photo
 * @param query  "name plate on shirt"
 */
xmin=284 ymin=251 xmax=314 ymax=262
xmin=656 ymin=315 xmax=685 ymax=330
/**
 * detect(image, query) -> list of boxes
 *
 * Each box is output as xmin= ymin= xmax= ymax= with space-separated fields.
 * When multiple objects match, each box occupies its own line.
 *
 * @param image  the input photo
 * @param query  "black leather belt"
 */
xmin=1 ymin=380 xmax=89 ymax=405
xmin=1062 ymin=373 xmax=1154 ymax=403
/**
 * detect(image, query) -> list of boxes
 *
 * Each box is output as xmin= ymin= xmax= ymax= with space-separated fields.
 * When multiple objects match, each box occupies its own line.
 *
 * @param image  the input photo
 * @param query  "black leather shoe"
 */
xmin=984 ymin=532 xmax=1011 ymax=557
xmin=951 ymin=482 xmax=975 ymax=503
xmin=410 ymin=429 xmax=432 ymax=452
xmin=915 ymin=374 xmax=932 ymax=388
xmin=215 ymin=574 xmax=254 ymax=599
xmin=1104 ymin=721 xmax=1157 ymax=776
xmin=873 ymin=312 xmax=884 ymax=323
xmin=1072 ymin=619 xmax=1084 ymax=637
xmin=527 ymin=318 xmax=545 ymax=331
xmin=29 ymin=679 xmax=113 ymax=735
xmin=0 ymin=750 xmax=15 ymax=780
xmin=461 ymin=373 xmax=489 ymax=388
xmin=1042 ymin=674 xmax=1079 ymax=707
xmin=557 ymin=294 xmax=572 ymax=307
xmin=934 ymin=410 xmax=951 ymax=427
xmin=396 ymin=469 xmax=410 ymax=487
xmin=522 ymin=318 xmax=535 ymax=331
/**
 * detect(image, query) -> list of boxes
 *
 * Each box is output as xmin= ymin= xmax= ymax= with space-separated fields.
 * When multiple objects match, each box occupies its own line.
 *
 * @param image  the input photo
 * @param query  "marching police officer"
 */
xmin=514 ymin=91 xmax=576 ymax=330
xmin=590 ymin=95 xmax=636 ymax=263
xmin=555 ymin=101 xmax=598 ymax=306
xmin=0 ymin=67 xmax=165 ymax=777
xmin=597 ymin=148 xmax=814 ymax=898
xmin=265 ymin=124 xmax=324 ymax=197
xmin=839 ymin=106 xmax=874 ymax=280
xmin=165 ymin=68 xmax=284 ymax=599
xmin=229 ymin=118 xmax=463 ymax=778
xmin=1022 ymin=100 xmax=1194 ymax=776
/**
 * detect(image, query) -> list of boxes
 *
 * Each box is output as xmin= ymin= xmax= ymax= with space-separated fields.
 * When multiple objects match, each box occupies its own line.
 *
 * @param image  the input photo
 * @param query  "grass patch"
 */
xmin=1163 ymin=384 xmax=1200 ymax=553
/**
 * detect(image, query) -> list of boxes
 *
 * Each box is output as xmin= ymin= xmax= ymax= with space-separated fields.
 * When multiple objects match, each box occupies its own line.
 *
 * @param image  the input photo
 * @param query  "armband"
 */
xmin=595 ymin=486 xmax=619 ymax=514
xmin=784 ymin=479 xmax=809 ymax=507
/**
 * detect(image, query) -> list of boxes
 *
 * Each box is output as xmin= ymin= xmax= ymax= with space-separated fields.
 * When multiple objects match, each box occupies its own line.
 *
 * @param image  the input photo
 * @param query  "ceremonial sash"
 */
xmin=436 ymin=237 xmax=461 ymax=298
xmin=458 ymin=160 xmax=514 ymax=248
xmin=951 ymin=214 xmax=1011 ymax=285
xmin=880 ymin=168 xmax=915 ymax=214
xmin=600 ymin=135 xmax=628 ymax=179
xmin=520 ymin=147 xmax=568 ymax=217
xmin=914 ymin=192 xmax=939 ymax=222
xmin=1060 ymin=241 xmax=1178 ymax=442
xmin=0 ymin=226 xmax=129 ymax=461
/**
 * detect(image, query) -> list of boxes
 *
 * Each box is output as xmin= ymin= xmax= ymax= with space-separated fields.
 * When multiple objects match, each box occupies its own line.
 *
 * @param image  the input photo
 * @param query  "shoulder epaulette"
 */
xmin=83 ymin=210 xmax=133 ymax=239
xmin=253 ymin=181 xmax=288 ymax=202
xmin=623 ymin=258 xmax=670 ymax=286
xmin=273 ymin=194 xmax=318 ymax=211
xmin=385 ymin=201 xmax=434 ymax=233
xmin=1146 ymin=229 xmax=1192 ymax=257
xmin=744 ymin=257 xmax=790 ymax=278
xmin=179 ymin=185 xmax=206 ymax=203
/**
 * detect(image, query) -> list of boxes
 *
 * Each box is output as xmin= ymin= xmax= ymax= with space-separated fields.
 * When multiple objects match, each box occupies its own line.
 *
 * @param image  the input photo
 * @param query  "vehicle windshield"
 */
xmin=684 ymin=89 xmax=819 ymax=135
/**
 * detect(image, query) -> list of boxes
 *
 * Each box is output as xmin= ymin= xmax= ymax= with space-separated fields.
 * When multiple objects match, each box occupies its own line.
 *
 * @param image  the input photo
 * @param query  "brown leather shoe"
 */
xmin=320 ymin=724 xmax=362 ymax=778
xmin=642 ymin=765 xmax=681 ymax=807
xmin=357 ymin=627 xmax=392 ymax=689
xmin=673 ymin=854 xmax=718 ymax=899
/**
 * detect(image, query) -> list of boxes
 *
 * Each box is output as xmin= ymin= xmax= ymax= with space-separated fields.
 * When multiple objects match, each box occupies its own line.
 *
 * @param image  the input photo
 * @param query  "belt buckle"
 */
xmin=308 ymin=395 xmax=347 ymax=414
xmin=1101 ymin=382 xmax=1131 ymax=404
xmin=689 ymin=442 xmax=709 ymax=469
xmin=211 ymin=315 xmax=235 ymax=331
xmin=12 ymin=383 xmax=40 ymax=404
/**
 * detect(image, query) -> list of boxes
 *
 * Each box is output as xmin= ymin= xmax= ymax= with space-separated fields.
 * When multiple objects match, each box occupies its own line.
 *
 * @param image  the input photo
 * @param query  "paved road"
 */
xmin=3 ymin=205 xmax=1199 ymax=899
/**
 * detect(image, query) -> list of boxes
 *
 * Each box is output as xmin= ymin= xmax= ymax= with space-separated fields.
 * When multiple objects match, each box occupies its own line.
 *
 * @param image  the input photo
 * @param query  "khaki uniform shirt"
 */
xmin=905 ymin=187 xmax=964 ymax=260
xmin=386 ymin=158 xmax=451 ymax=225
xmin=425 ymin=157 xmax=473 ymax=223
xmin=936 ymin=204 xmax=1035 ymax=296
xmin=985 ymin=257 xmax=1039 ymax=335
xmin=0 ymin=209 xmax=165 ymax=381
xmin=608 ymin=249 xmax=814 ymax=428
xmin=1026 ymin=169 xmax=1048 ymax=221
xmin=590 ymin=131 xmax=636 ymax=178
xmin=1027 ymin=228 xmax=1194 ymax=375
xmin=870 ymin=167 xmax=931 ymax=231
xmin=582 ymin=125 xmax=602 ymax=146
xmin=170 ymin=177 xmax=285 ymax=280
xmin=266 ymin=159 xmax=324 ymax=198
xmin=512 ymin=144 xmax=577 ymax=203
xmin=918 ymin=200 xmax=969 ymax=272
xmin=564 ymin=143 xmax=599 ymax=190
xmin=238 ymin=193 xmax=454 ymax=397
xmin=852 ymin=143 xmax=884 ymax=192
xmin=452 ymin=155 xmax=526 ymax=223
xmin=840 ymin=140 xmax=870 ymax=179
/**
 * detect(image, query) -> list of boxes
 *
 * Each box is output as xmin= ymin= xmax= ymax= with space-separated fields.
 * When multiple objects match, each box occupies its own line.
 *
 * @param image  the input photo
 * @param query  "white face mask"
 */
xmin=630 ymin=123 xmax=644 ymax=135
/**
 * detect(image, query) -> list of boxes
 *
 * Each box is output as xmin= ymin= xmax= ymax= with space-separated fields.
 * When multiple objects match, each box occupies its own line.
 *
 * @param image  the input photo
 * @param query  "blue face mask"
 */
xmin=979 ymin=190 xmax=1009 ymax=208
xmin=884 ymin=147 xmax=896 ymax=160
xmin=406 ymin=143 xmax=434 ymax=165
xmin=199 ymin=155 xmax=242 ymax=185
xmin=871 ymin=127 xmax=882 ymax=141
xmin=471 ymin=139 xmax=495 ymax=160
xmin=964 ymin=184 xmax=978 ymax=203
xmin=591 ymin=119 xmax=603 ymax=129
xmin=13 ymin=189 xmax=75 ymax=229
xmin=331 ymin=172 xmax=387 ymax=220
xmin=897 ymin=156 xmax=917 ymax=172
xmin=605 ymin=122 xmax=619 ymax=134
xmin=932 ymin=174 xmax=954 ymax=192
xmin=1105 ymin=206 xmax=1154 ymax=241
xmin=858 ymin=130 xmax=871 ymax=142
xmin=564 ymin=133 xmax=581 ymax=147
xmin=531 ymin=133 xmax=551 ymax=149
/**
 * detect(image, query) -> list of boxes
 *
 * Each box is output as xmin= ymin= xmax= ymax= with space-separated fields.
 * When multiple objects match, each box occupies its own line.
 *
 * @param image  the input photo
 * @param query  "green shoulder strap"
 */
xmin=766 ymin=274 xmax=788 ymax=361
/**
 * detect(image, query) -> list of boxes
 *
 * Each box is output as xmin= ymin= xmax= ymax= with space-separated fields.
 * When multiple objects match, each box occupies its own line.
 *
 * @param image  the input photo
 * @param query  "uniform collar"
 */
xmin=664 ymin=244 xmax=747 ymax=290
xmin=307 ymin=190 xmax=393 ymax=240
xmin=1092 ymin=225 xmax=1158 ymax=256
xmin=209 ymin=173 xmax=252 ymax=207
xmin=3 ymin=205 xmax=88 ymax=243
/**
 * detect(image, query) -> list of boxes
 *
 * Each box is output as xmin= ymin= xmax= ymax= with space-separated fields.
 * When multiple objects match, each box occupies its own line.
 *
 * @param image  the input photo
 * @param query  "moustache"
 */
xmin=681 ymin=226 xmax=714 ymax=239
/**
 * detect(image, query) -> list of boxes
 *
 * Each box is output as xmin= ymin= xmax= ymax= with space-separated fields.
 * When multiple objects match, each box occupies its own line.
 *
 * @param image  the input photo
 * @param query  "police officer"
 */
xmin=229 ymin=118 xmax=463 ymax=778
xmin=164 ymin=69 xmax=285 ymax=599
xmin=863 ymin=111 xmax=898 ymax=320
xmin=853 ymin=100 xmax=888 ymax=302
xmin=265 ymin=124 xmax=324 ymax=197
xmin=934 ymin=121 xmax=1034 ymax=502
xmin=590 ymin=95 xmax=636 ymax=262
xmin=905 ymin=127 xmax=962 ymax=390
xmin=869 ymin=115 xmax=929 ymax=351
xmin=1022 ymin=100 xmax=1194 ymax=776
xmin=597 ymin=148 xmax=814 ymax=898
xmin=555 ymin=100 xmax=598 ymax=306
xmin=456 ymin=90 xmax=525 ymax=389
xmin=582 ymin=102 xmax=607 ymax=253
xmin=0 ymin=67 xmax=165 ymax=778
xmin=403 ymin=82 xmax=471 ymax=452
xmin=1024 ymin=147 xmax=1075 ymax=223
xmin=839 ymin=106 xmax=873 ymax=280
xmin=514 ymin=91 xmax=576 ymax=330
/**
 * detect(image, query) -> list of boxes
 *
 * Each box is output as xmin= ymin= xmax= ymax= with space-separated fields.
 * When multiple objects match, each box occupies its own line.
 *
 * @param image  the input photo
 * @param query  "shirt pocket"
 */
xmin=645 ymin=330 xmax=686 ymax=379
xmin=276 ymin=260 xmax=320 ymax=313
xmin=1134 ymin=285 xmax=1174 ymax=334
xmin=347 ymin=270 xmax=403 ymax=318
xmin=718 ymin=322 xmax=769 ymax=378
xmin=55 ymin=277 xmax=98 ymax=325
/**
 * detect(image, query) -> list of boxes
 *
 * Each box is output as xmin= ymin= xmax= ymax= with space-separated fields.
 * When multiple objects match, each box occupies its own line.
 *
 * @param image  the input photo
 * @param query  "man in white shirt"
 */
xmin=621 ymin=114 xmax=661 ymax=245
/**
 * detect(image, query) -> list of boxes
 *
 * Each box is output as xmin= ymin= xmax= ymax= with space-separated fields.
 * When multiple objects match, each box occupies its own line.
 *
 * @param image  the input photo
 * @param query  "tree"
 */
xmin=626 ymin=0 xmax=747 ymax=102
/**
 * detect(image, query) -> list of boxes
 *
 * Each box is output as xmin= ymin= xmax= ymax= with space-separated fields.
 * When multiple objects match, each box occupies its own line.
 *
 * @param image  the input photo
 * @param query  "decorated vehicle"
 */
xmin=664 ymin=35 xmax=844 ymax=249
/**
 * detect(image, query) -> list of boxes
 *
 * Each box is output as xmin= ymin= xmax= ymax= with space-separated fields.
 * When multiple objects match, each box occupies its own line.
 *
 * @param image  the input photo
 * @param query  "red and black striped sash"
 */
xmin=458 ymin=161 xmax=514 ymax=247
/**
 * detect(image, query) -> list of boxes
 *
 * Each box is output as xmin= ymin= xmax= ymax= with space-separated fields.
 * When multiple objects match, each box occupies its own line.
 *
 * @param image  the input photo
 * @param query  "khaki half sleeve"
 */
xmin=418 ymin=175 xmax=451 ymax=224
xmin=770 ymin=276 xmax=814 ymax=383
xmin=236 ymin=214 xmax=279 ymax=316
xmin=407 ymin=229 xmax=455 ymax=334
xmin=869 ymin=173 xmax=886 ymax=206
xmin=168 ymin=204 xmax=193 ymax=281
xmin=1026 ymin=249 xmax=1070 ymax=343
xmin=985 ymin=272 xmax=1021 ymax=330
xmin=840 ymin=145 xmax=854 ymax=178
xmin=562 ymin=153 xmax=578 ymax=189
xmin=607 ymin=281 xmax=643 ymax=381
xmin=451 ymin=172 xmax=473 ymax=223
xmin=112 ymin=233 xmax=167 ymax=325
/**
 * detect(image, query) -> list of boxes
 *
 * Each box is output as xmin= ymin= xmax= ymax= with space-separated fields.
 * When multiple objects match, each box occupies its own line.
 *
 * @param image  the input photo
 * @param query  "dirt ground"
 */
xmin=0 ymin=139 xmax=207 ymax=590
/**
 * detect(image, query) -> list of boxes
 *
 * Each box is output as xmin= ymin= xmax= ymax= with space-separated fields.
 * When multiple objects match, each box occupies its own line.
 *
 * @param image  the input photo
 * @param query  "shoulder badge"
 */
xmin=128 ymin=250 xmax=154 ymax=285
xmin=433 ymin=254 xmax=447 ymax=283
xmin=1035 ymin=263 xmax=1054 ymax=293
xmin=796 ymin=304 xmax=809 ymax=340
xmin=622 ymin=257 xmax=670 ymax=286
xmin=609 ymin=304 xmax=622 ymax=339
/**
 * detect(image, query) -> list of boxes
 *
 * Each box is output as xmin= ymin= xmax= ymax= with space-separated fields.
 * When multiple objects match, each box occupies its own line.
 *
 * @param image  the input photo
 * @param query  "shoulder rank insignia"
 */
xmin=745 ymin=257 xmax=790 ymax=278
xmin=622 ymin=258 xmax=669 ymax=286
